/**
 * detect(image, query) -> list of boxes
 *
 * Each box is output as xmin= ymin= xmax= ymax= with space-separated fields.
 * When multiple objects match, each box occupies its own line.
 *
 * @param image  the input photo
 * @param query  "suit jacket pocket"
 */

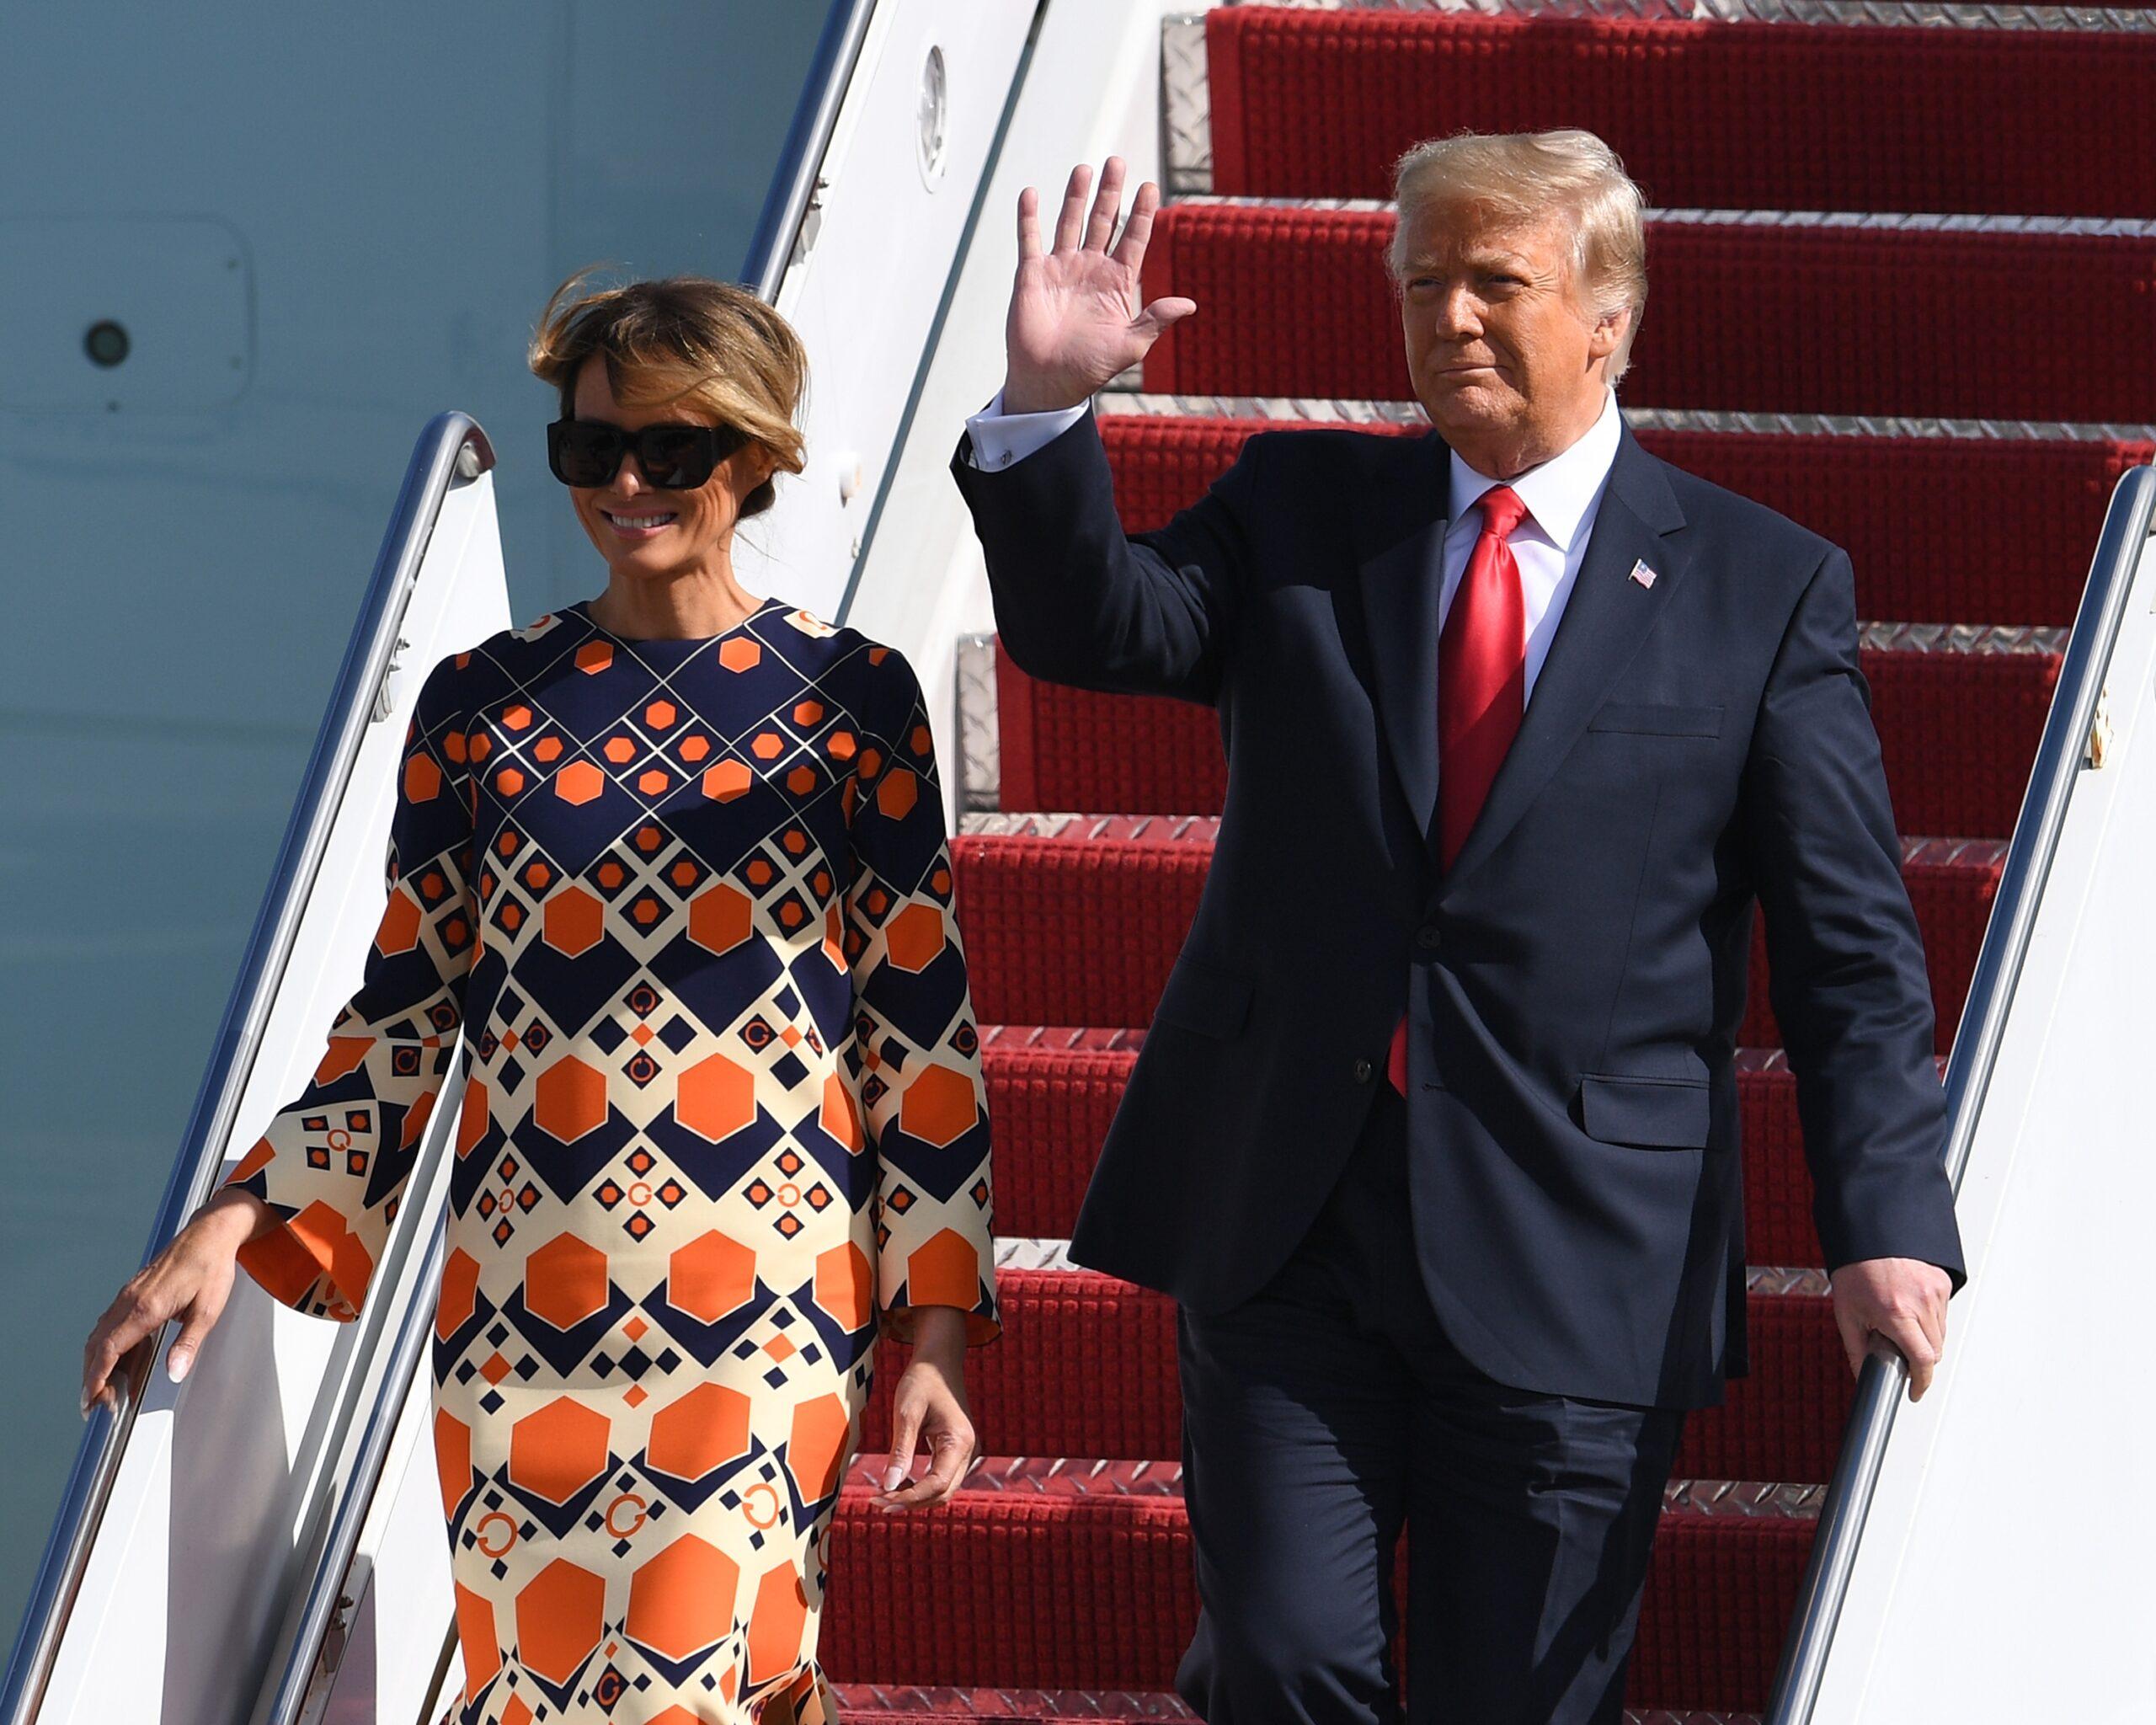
xmin=1577 ymin=1072 xmax=1710 ymax=1149
xmin=1588 ymin=701 xmax=1724 ymax=738
xmin=1150 ymin=953 xmax=1257 ymax=1039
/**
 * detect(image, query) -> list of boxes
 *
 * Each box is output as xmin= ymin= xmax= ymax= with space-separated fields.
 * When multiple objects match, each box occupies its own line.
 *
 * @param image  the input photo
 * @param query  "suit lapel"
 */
xmin=1436 ymin=429 xmax=1693 ymax=895
xmin=1355 ymin=429 xmax=1450 ymax=861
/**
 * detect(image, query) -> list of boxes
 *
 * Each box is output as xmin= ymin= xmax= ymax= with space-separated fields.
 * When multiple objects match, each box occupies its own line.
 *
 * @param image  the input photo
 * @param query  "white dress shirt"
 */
xmin=963 ymin=386 xmax=1626 ymax=708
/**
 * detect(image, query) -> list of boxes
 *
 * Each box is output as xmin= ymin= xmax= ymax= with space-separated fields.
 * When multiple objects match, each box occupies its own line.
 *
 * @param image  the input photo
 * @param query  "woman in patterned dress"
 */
xmin=81 ymin=272 xmax=1003 ymax=1723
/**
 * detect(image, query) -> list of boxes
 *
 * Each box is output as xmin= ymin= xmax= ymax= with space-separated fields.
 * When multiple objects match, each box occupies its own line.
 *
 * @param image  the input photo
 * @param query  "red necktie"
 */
xmin=1386 ymin=484 xmax=1529 ymax=1095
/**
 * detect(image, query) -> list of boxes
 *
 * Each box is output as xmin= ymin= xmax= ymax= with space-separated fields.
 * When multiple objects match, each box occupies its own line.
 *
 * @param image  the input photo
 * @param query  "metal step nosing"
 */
xmin=1171 ymin=196 xmax=2156 ymax=239
xmin=1097 ymin=392 xmax=2156 ymax=446
xmin=992 ymin=1236 xmax=1833 ymax=1300
xmin=832 ymin=1690 xmax=1757 ymax=1725
xmin=837 ymin=1449 xmax=1826 ymax=1517
xmin=1209 ymin=0 xmax=2156 ymax=28
xmin=967 ymin=618 xmax=2066 ymax=661
xmin=979 ymin=1029 xmax=1804 ymax=1069
xmin=954 ymin=812 xmax=2006 ymax=873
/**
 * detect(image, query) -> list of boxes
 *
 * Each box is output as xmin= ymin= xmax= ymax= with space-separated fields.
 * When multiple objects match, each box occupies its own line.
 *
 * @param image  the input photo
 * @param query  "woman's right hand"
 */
xmin=80 ymin=1186 xmax=269 ymax=1418
xmin=1001 ymin=156 xmax=1196 ymax=415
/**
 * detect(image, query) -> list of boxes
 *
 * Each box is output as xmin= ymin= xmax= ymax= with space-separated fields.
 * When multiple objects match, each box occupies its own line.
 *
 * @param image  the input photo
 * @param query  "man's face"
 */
xmin=1396 ymin=200 xmax=1623 ymax=474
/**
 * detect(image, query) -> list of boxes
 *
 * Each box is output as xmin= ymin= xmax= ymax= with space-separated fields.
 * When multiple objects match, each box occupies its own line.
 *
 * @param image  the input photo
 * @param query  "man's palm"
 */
xmin=1002 ymin=158 xmax=1196 ymax=414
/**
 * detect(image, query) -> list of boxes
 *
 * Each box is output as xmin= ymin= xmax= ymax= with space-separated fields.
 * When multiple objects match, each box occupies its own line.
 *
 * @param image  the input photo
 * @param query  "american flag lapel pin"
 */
xmin=1628 ymin=558 xmax=1659 ymax=590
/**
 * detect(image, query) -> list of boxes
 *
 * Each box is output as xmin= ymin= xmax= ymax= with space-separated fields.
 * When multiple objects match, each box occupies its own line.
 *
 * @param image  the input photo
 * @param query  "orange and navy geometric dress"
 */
xmin=223 ymin=590 xmax=1001 ymax=1724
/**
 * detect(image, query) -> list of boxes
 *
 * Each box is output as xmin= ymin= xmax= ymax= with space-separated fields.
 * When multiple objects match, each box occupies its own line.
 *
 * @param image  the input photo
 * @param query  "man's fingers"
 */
xmin=1111 ymin=179 xmax=1162 ymax=270
xmin=1919 ymin=1288 xmax=1949 ymax=1358
xmin=1053 ymin=162 xmax=1094 ymax=253
xmin=1833 ymin=1304 xmax=1870 ymax=1380
xmin=1831 ymin=1262 xmax=1954 ymax=1402
xmin=1873 ymin=1310 xmax=1942 ymax=1400
xmin=1083 ymin=156 xmax=1126 ymax=251
xmin=1015 ymin=184 xmax=1041 ymax=263
xmin=1134 ymin=297 xmax=1198 ymax=343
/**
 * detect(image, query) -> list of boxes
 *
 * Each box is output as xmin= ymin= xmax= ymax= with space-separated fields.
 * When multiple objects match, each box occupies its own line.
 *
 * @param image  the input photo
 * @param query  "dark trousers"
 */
xmin=1172 ymin=1078 xmax=1688 ymax=1724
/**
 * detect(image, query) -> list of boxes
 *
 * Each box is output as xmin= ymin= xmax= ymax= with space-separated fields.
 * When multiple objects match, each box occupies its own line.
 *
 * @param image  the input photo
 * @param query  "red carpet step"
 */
xmin=1099 ymin=410 xmax=2149 ymax=628
xmin=975 ymin=1037 xmax=1849 ymax=1268
xmin=1139 ymin=201 xmax=2156 ymax=422
xmin=993 ymin=631 xmax=2059 ymax=840
xmin=952 ymin=819 xmax=2004 ymax=1057
xmin=1203 ymin=8 xmax=2156 ymax=217
xmin=860 ymin=1269 xmax=1855 ymax=1487
xmin=820 ymin=1458 xmax=1817 ymax=1712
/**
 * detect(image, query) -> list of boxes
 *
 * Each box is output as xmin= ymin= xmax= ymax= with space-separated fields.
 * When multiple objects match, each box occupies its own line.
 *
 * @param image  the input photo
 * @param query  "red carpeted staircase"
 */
xmin=822 ymin=5 xmax=2156 ymax=1719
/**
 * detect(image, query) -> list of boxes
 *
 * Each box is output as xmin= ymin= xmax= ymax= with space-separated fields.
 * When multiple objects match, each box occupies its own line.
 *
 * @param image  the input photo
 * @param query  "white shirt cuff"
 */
xmin=964 ymin=387 xmax=1090 ymax=470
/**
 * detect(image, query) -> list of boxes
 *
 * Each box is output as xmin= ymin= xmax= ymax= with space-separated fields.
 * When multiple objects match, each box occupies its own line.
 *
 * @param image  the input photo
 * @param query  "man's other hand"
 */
xmin=1829 ymin=1256 xmax=1952 ymax=1401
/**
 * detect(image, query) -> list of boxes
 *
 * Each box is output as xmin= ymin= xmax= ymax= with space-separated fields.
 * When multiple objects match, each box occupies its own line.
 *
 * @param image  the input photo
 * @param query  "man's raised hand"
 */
xmin=1001 ymin=157 xmax=1196 ymax=415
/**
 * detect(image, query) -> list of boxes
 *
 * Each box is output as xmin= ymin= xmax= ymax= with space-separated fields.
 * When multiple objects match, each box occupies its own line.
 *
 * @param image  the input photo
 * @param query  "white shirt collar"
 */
xmin=1446 ymin=388 xmax=1623 ymax=552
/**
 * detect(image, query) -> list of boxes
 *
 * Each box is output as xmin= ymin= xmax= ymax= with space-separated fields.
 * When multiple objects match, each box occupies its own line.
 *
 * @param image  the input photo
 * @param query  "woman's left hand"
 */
xmin=873 ymin=1306 xmax=977 ymax=1511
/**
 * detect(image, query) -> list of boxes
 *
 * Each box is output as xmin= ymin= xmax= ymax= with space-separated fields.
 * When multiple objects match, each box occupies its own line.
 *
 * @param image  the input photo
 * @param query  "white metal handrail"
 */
xmin=743 ymin=0 xmax=881 ymax=298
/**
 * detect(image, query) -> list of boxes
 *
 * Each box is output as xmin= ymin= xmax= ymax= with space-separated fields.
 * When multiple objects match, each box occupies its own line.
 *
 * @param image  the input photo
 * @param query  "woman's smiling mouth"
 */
xmin=600 ymin=508 xmax=679 ymax=537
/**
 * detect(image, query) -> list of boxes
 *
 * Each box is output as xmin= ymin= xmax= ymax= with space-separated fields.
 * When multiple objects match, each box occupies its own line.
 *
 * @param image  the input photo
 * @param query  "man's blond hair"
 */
xmin=1387 ymin=129 xmax=1649 ymax=387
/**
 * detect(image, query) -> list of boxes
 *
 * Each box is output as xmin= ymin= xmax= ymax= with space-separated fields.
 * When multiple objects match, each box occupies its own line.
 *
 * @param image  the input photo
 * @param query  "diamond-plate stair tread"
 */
xmin=1201 ymin=4 xmax=2156 ymax=216
xmin=829 ymin=1690 xmax=1197 ymax=1724
xmin=1095 ymin=407 xmax=2148 ymax=628
xmin=860 ymin=1268 xmax=1856 ymax=1485
xmin=953 ymin=821 xmax=2004 ymax=1057
xmin=968 ymin=1037 xmax=1930 ymax=1267
xmin=829 ymin=1685 xmax=1756 ymax=1724
xmin=991 ymin=633 xmax=2059 ymax=839
xmin=988 ymin=1242 xmax=1833 ymax=1295
xmin=1138 ymin=200 xmax=2156 ymax=420
xmin=821 ymin=1458 xmax=1815 ymax=1709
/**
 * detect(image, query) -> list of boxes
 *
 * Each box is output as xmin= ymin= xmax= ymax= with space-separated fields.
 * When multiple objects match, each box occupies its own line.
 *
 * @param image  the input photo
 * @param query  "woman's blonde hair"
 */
xmin=527 ymin=268 xmax=808 ymax=518
xmin=1387 ymin=129 xmax=1649 ymax=387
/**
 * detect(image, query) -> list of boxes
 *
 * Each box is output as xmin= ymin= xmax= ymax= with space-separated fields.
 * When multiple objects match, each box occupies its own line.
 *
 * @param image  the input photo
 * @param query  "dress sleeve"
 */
xmin=221 ymin=650 xmax=479 ymax=1322
xmin=841 ymin=643 xmax=1001 ymax=1348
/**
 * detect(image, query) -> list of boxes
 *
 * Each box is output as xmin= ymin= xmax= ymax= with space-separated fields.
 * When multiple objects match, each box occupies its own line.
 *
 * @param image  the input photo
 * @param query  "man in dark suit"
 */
xmin=947 ymin=131 xmax=1965 ymax=1722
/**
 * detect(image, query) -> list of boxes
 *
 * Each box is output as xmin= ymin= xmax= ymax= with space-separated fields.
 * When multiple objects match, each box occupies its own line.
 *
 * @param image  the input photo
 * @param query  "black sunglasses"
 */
xmin=546 ymin=417 xmax=750 ymax=489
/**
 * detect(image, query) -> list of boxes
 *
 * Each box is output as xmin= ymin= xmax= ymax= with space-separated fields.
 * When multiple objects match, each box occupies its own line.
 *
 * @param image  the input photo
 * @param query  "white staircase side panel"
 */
xmin=737 ymin=0 xmax=1040 ymax=749
xmin=1810 ymin=505 xmax=2156 ymax=1722
xmin=35 ymin=470 xmax=509 ymax=1725
xmin=852 ymin=0 xmax=1223 ymax=693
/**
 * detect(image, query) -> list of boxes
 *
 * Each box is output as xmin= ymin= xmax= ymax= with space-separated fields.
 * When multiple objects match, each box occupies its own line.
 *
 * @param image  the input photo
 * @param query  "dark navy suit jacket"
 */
xmin=950 ymin=406 xmax=1967 ymax=1408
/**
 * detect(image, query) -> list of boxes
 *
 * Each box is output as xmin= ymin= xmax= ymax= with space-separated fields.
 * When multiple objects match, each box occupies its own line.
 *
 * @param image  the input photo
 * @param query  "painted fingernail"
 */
xmin=168 ymin=1350 xmax=191 ymax=1383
